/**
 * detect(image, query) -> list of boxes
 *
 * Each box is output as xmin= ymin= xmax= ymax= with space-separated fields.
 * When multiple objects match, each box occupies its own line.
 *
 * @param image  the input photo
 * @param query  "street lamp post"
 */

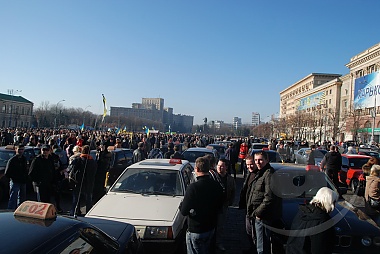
xmin=54 ymin=100 xmax=65 ymax=129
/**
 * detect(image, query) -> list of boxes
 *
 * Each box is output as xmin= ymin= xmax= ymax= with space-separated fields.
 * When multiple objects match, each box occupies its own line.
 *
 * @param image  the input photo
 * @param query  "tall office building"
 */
xmin=252 ymin=112 xmax=260 ymax=126
xmin=233 ymin=117 xmax=242 ymax=130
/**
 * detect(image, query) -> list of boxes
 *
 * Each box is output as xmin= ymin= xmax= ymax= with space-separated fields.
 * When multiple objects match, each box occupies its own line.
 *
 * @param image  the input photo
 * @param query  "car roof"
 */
xmin=128 ymin=158 xmax=191 ymax=171
xmin=250 ymin=149 xmax=278 ymax=154
xmin=341 ymin=154 xmax=371 ymax=159
xmin=0 ymin=212 xmax=84 ymax=253
xmin=207 ymin=144 xmax=225 ymax=147
xmin=183 ymin=147 xmax=215 ymax=152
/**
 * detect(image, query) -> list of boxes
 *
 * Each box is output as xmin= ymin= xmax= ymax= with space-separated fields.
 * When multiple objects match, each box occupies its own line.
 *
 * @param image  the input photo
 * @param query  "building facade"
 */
xmin=252 ymin=112 xmax=260 ymax=126
xmin=233 ymin=117 xmax=242 ymax=130
xmin=110 ymin=98 xmax=194 ymax=133
xmin=279 ymin=42 xmax=380 ymax=144
xmin=0 ymin=93 xmax=34 ymax=128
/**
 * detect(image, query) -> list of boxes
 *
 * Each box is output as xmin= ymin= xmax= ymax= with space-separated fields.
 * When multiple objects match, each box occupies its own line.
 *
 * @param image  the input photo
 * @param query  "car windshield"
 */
xmin=111 ymin=168 xmax=183 ymax=196
xmin=272 ymin=170 xmax=338 ymax=199
xmin=348 ymin=158 xmax=369 ymax=168
xmin=182 ymin=151 xmax=213 ymax=162
xmin=0 ymin=150 xmax=15 ymax=168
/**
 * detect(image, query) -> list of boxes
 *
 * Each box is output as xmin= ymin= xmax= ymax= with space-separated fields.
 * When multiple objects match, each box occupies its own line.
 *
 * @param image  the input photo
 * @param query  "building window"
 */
xmin=329 ymin=99 xmax=331 ymax=104
xmin=329 ymin=89 xmax=332 ymax=94
xmin=356 ymin=69 xmax=364 ymax=77
xmin=368 ymin=65 xmax=375 ymax=73
xmin=343 ymin=100 xmax=347 ymax=108
xmin=1 ymin=104 xmax=5 ymax=113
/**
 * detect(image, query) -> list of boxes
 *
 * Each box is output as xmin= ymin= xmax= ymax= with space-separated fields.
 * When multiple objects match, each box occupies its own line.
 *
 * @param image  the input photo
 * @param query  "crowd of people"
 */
xmin=3 ymin=127 xmax=380 ymax=253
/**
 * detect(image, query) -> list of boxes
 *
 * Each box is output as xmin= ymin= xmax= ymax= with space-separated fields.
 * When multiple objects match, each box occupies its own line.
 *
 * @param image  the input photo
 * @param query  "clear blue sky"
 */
xmin=1 ymin=1 xmax=379 ymax=125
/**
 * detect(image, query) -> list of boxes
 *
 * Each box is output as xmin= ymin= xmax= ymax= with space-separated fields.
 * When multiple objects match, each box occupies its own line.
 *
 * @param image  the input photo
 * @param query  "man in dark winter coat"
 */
xmin=70 ymin=145 xmax=97 ymax=216
xmin=180 ymin=156 xmax=224 ymax=254
xmin=29 ymin=145 xmax=55 ymax=203
xmin=320 ymin=145 xmax=342 ymax=187
xmin=239 ymin=155 xmax=258 ymax=253
xmin=247 ymin=150 xmax=282 ymax=254
xmin=132 ymin=142 xmax=146 ymax=164
xmin=5 ymin=145 xmax=28 ymax=209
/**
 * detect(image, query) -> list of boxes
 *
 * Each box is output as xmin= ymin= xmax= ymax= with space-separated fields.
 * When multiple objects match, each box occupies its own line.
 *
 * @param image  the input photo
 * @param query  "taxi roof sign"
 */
xmin=169 ymin=158 xmax=182 ymax=164
xmin=14 ymin=201 xmax=57 ymax=220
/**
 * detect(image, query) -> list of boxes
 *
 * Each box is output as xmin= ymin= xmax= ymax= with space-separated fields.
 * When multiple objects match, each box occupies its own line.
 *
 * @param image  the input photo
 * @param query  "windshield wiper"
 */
xmin=114 ymin=189 xmax=141 ymax=194
xmin=141 ymin=190 xmax=176 ymax=196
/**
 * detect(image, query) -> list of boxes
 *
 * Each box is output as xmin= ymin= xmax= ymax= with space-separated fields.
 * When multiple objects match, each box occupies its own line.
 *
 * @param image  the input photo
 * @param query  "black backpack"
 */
xmin=68 ymin=157 xmax=84 ymax=184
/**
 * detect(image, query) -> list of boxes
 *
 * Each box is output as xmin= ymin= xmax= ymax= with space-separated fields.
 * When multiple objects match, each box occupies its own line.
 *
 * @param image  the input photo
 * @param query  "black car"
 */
xmin=271 ymin=163 xmax=380 ymax=253
xmin=1 ymin=201 xmax=143 ymax=254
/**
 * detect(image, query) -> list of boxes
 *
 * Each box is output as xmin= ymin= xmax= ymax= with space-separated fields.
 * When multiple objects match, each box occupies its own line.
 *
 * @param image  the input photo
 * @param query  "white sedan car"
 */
xmin=86 ymin=158 xmax=195 ymax=253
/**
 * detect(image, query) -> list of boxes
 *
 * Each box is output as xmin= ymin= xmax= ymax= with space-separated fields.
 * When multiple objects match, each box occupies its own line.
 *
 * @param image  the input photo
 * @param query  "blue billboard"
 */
xmin=354 ymin=72 xmax=380 ymax=109
xmin=297 ymin=91 xmax=326 ymax=110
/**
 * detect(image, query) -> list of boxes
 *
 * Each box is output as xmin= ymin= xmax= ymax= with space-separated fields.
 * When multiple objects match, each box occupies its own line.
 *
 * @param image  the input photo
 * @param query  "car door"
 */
xmin=107 ymin=150 xmax=133 ymax=186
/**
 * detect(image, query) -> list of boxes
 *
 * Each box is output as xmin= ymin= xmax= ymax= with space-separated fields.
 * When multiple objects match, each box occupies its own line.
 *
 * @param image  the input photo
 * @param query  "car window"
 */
xmin=182 ymin=151 xmax=213 ymax=162
xmin=80 ymin=227 xmax=119 ymax=253
xmin=342 ymin=156 xmax=349 ymax=166
xmin=348 ymin=158 xmax=369 ymax=168
xmin=0 ymin=150 xmax=15 ymax=167
xmin=272 ymin=170 xmax=336 ymax=199
xmin=112 ymin=168 xmax=183 ymax=196
xmin=252 ymin=144 xmax=267 ymax=149
xmin=60 ymin=236 xmax=95 ymax=254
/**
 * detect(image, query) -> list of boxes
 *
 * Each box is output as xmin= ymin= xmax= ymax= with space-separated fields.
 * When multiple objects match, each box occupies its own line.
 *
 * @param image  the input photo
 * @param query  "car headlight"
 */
xmin=373 ymin=236 xmax=380 ymax=246
xmin=361 ymin=236 xmax=372 ymax=246
xmin=144 ymin=226 xmax=173 ymax=239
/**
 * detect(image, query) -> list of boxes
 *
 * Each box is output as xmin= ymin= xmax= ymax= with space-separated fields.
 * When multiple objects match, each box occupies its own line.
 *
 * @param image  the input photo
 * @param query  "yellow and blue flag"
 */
xmin=102 ymin=94 xmax=107 ymax=122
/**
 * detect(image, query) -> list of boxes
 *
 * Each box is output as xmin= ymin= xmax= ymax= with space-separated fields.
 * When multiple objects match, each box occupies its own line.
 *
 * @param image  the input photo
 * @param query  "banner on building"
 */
xmin=354 ymin=71 xmax=380 ymax=109
xmin=297 ymin=91 xmax=326 ymax=111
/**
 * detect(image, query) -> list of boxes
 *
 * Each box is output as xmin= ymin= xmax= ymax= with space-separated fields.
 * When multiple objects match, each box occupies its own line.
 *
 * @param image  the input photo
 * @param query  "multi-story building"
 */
xmin=252 ymin=112 xmax=260 ymax=126
xmin=110 ymin=98 xmax=194 ymax=133
xmin=279 ymin=42 xmax=380 ymax=143
xmin=233 ymin=117 xmax=242 ymax=130
xmin=0 ymin=93 xmax=34 ymax=128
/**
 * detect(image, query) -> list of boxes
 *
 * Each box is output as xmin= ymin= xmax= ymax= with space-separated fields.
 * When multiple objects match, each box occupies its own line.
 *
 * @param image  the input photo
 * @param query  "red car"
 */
xmin=340 ymin=154 xmax=370 ymax=193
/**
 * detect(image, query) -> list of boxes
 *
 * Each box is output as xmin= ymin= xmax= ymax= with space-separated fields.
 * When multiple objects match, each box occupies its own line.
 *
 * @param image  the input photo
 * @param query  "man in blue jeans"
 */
xmin=5 ymin=144 xmax=28 ymax=209
xmin=247 ymin=151 xmax=282 ymax=254
xmin=180 ymin=156 xmax=224 ymax=254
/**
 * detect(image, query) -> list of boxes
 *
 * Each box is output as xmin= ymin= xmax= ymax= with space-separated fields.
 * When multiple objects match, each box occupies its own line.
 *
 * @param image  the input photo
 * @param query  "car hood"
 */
xmin=282 ymin=199 xmax=380 ymax=236
xmin=87 ymin=192 xmax=183 ymax=225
